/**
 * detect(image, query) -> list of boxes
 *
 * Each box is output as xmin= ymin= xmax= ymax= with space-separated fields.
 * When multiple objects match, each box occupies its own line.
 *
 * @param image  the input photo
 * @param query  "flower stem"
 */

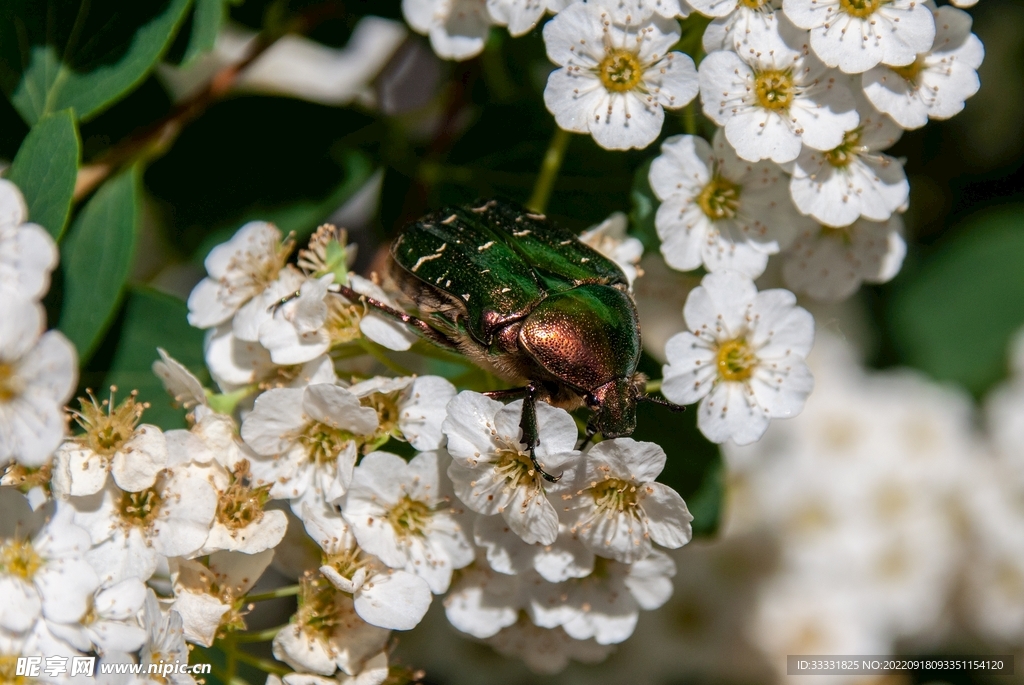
xmin=245 ymin=585 xmax=301 ymax=603
xmin=527 ymin=127 xmax=572 ymax=214
xmin=645 ymin=378 xmax=663 ymax=394
xmin=230 ymin=625 xmax=289 ymax=643
xmin=233 ymin=650 xmax=292 ymax=676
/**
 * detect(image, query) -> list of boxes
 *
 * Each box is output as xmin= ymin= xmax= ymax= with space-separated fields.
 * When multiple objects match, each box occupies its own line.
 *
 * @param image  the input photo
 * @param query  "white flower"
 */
xmin=443 ymin=392 xmax=581 ymax=546
xmin=0 ymin=179 xmax=58 ymax=305
xmin=861 ymin=5 xmax=984 ymax=129
xmin=474 ymin=514 xmax=595 ymax=582
xmin=542 ymin=1 xmax=699 ymax=150
xmin=138 ymin=590 xmax=196 ymax=685
xmin=203 ymin=323 xmax=276 ymax=391
xmin=281 ymin=652 xmax=390 ymax=685
xmin=578 ymin=212 xmax=645 ymax=287
xmin=170 ymin=550 xmax=274 ymax=647
xmin=560 ymin=438 xmax=692 ymax=562
xmin=485 ymin=618 xmax=613 ymax=675
xmin=302 ymin=502 xmax=432 ymax=631
xmin=698 ymin=19 xmax=859 ymax=163
xmin=789 ymin=102 xmax=907 ymax=227
xmin=199 ymin=459 xmax=288 ymax=556
xmin=443 ymin=561 xmax=524 ymax=638
xmin=71 ymin=468 xmax=218 ymax=587
xmin=649 ymin=129 xmax=807 ymax=277
xmin=348 ymin=375 xmax=457 ymax=452
xmin=0 ymin=492 xmax=99 ymax=634
xmin=531 ymin=550 xmax=677 ymax=644
xmin=782 ymin=0 xmax=935 ymax=74
xmin=661 ymin=271 xmax=815 ymax=444
xmin=152 ymin=348 xmax=208 ymax=409
xmin=52 ymin=390 xmax=167 ymax=499
xmin=0 ymin=299 xmax=76 ymax=468
xmin=186 ymin=221 xmax=295 ymax=329
xmin=782 ymin=215 xmax=906 ymax=301
xmin=240 ymin=383 xmax=379 ymax=502
xmin=48 ymin=577 xmax=148 ymax=656
xmin=272 ymin=574 xmax=390 ymax=677
xmin=487 ymin=0 xmax=560 ymax=36
xmin=701 ymin=0 xmax=783 ymax=52
xmin=342 ymin=450 xmax=474 ymax=594
xmin=403 ymin=0 xmax=493 ymax=61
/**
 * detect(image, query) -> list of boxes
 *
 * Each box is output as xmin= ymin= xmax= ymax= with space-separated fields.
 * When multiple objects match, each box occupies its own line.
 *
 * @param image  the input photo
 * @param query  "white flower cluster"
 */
xmin=0 ymin=216 xmax=694 ymax=681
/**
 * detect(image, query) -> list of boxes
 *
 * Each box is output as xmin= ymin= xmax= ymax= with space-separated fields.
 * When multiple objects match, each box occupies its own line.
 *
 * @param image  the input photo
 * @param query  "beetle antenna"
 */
xmin=640 ymin=394 xmax=687 ymax=412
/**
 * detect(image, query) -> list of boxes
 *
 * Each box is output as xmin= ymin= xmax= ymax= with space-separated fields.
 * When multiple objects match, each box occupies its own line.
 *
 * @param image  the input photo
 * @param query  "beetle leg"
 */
xmin=519 ymin=384 xmax=562 ymax=483
xmin=639 ymin=394 xmax=687 ymax=412
xmin=482 ymin=387 xmax=530 ymax=401
xmin=334 ymin=284 xmax=461 ymax=351
xmin=576 ymin=423 xmax=598 ymax=452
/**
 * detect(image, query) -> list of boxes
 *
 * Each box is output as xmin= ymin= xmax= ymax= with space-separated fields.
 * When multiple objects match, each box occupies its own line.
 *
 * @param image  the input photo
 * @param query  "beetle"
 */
xmin=336 ymin=199 xmax=681 ymax=481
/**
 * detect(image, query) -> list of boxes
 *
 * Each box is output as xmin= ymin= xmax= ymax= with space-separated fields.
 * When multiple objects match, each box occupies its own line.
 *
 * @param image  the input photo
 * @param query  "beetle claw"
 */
xmin=530 ymin=447 xmax=562 ymax=483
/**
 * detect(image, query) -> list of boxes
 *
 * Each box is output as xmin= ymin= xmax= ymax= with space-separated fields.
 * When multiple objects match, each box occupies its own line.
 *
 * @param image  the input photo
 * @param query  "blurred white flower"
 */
xmin=443 ymin=392 xmax=581 ymax=546
xmin=0 ymin=179 xmax=58 ymax=305
xmin=560 ymin=438 xmax=692 ymax=563
xmin=578 ymin=212 xmax=645 ymax=288
xmin=699 ymin=0 xmax=782 ymax=52
xmin=240 ymin=383 xmax=379 ymax=502
xmin=698 ymin=18 xmax=859 ymax=163
xmin=649 ymin=130 xmax=806 ymax=277
xmin=303 ymin=502 xmax=432 ymax=631
xmin=487 ymin=0 xmax=561 ymax=36
xmin=542 ymin=1 xmax=699 ymax=150
xmin=443 ymin=561 xmax=523 ymax=638
xmin=0 ymin=299 xmax=76 ymax=468
xmin=403 ymin=0 xmax=494 ymax=61
xmin=485 ymin=617 xmax=613 ymax=675
xmin=985 ymin=328 xmax=1024 ymax=466
xmin=343 ymin=450 xmax=474 ymax=594
xmin=789 ymin=101 xmax=908 ymax=227
xmin=0 ymin=494 xmax=99 ymax=634
xmin=160 ymin=18 xmax=408 ymax=108
xmin=662 ymin=271 xmax=815 ymax=445
xmin=861 ymin=5 xmax=984 ymax=129
xmin=532 ymin=550 xmax=677 ymax=644
xmin=782 ymin=215 xmax=906 ymax=301
xmin=474 ymin=514 xmax=595 ymax=582
xmin=52 ymin=391 xmax=167 ymax=499
xmin=48 ymin=577 xmax=148 ymax=656
xmin=138 ymin=590 xmax=196 ymax=685
xmin=782 ymin=0 xmax=935 ymax=74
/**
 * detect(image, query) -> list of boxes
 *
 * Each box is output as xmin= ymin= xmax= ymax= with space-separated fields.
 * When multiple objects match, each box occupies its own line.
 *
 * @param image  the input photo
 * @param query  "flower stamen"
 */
xmin=598 ymin=49 xmax=644 ymax=93
xmin=717 ymin=339 xmax=758 ymax=381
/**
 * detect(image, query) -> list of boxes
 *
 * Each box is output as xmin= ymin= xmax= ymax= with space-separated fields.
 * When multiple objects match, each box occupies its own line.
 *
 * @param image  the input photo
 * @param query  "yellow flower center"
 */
xmin=697 ymin=176 xmax=742 ymax=220
xmin=839 ymin=0 xmax=884 ymax=18
xmin=387 ymin=495 xmax=433 ymax=538
xmin=591 ymin=477 xmax=639 ymax=518
xmin=0 ymin=539 xmax=43 ymax=579
xmin=822 ymin=129 xmax=863 ymax=168
xmin=738 ymin=0 xmax=770 ymax=8
xmin=118 ymin=487 xmax=163 ymax=529
xmin=2 ymin=463 xmax=52 ymax=495
xmin=494 ymin=448 xmax=543 ymax=493
xmin=324 ymin=295 xmax=364 ymax=346
xmin=216 ymin=461 xmax=270 ymax=530
xmin=754 ymin=70 xmax=795 ymax=111
xmin=890 ymin=56 xmax=925 ymax=83
xmin=819 ymin=225 xmax=853 ymax=243
xmin=72 ymin=388 xmax=147 ymax=456
xmin=717 ymin=338 xmax=758 ymax=382
xmin=0 ymin=654 xmax=32 ymax=685
xmin=598 ymin=49 xmax=644 ymax=93
xmin=360 ymin=390 xmax=403 ymax=452
xmin=297 ymin=573 xmax=356 ymax=638
xmin=0 ymin=363 xmax=20 ymax=402
xmin=323 ymin=547 xmax=369 ymax=581
xmin=299 ymin=422 xmax=355 ymax=466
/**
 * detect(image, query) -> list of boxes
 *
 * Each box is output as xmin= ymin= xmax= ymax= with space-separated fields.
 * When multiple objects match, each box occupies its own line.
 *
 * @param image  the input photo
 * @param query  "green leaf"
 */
xmin=630 ymin=157 xmax=659 ymax=252
xmin=0 ymin=0 xmax=193 ymax=125
xmin=101 ymin=288 xmax=206 ymax=430
xmin=887 ymin=205 xmax=1024 ymax=396
xmin=183 ymin=0 xmax=228 ymax=66
xmin=5 ymin=109 xmax=80 ymax=240
xmin=194 ymin=151 xmax=376 ymax=263
xmin=58 ymin=166 xmax=140 ymax=361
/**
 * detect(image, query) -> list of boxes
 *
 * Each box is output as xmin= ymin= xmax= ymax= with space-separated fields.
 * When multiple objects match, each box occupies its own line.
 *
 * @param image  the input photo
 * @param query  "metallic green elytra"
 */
xmin=340 ymin=199 xmax=681 ymax=480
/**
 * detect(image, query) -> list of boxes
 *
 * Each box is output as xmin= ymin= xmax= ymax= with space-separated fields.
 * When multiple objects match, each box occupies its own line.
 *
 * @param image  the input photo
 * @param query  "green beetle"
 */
xmin=338 ymin=199 xmax=680 ymax=480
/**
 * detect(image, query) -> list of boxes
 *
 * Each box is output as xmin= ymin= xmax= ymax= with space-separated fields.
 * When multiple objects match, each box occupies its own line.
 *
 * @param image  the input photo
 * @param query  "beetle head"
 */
xmin=588 ymin=376 xmax=645 ymax=438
